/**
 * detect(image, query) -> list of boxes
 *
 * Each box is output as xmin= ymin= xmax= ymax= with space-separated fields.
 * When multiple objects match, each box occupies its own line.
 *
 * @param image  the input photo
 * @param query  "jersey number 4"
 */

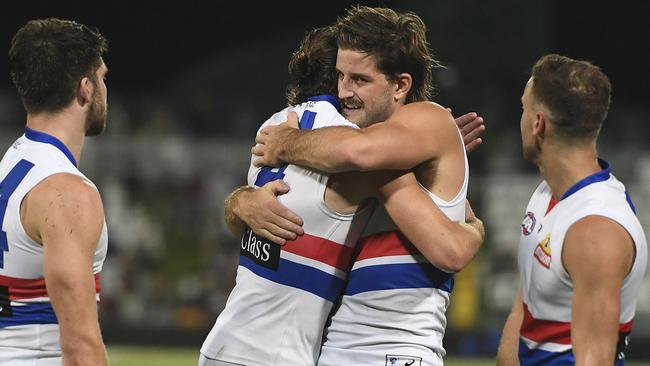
xmin=254 ymin=111 xmax=316 ymax=187
xmin=0 ymin=159 xmax=35 ymax=268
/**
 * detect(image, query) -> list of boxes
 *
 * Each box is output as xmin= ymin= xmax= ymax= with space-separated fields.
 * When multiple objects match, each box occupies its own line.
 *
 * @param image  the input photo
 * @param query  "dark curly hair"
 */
xmin=286 ymin=26 xmax=338 ymax=106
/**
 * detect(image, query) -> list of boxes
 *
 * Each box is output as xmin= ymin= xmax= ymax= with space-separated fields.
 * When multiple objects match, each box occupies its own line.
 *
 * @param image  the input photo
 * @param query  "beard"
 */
xmin=522 ymin=138 xmax=541 ymax=165
xmin=341 ymin=88 xmax=394 ymax=128
xmin=85 ymin=91 xmax=107 ymax=137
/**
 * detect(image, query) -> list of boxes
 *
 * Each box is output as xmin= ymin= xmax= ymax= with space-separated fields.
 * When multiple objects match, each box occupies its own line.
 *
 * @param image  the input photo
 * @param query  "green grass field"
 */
xmin=108 ymin=346 xmax=498 ymax=365
xmin=108 ymin=346 xmax=650 ymax=366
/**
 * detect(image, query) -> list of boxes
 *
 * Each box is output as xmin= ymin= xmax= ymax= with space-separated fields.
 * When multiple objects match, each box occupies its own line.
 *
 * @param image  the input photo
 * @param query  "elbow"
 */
xmin=435 ymin=239 xmax=479 ymax=273
xmin=439 ymin=253 xmax=469 ymax=273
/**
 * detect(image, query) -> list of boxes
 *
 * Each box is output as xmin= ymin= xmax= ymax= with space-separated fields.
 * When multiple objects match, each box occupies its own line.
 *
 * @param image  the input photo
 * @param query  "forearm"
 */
xmin=47 ymin=274 xmax=107 ymax=366
xmin=497 ymin=292 xmax=523 ymax=366
xmin=572 ymin=296 xmax=619 ymax=365
xmin=281 ymin=127 xmax=369 ymax=173
xmin=378 ymin=174 xmax=483 ymax=272
xmin=224 ymin=185 xmax=255 ymax=236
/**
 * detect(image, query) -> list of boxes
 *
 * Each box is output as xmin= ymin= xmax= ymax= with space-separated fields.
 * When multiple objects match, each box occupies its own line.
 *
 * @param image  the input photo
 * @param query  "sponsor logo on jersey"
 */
xmin=522 ymin=212 xmax=536 ymax=236
xmin=386 ymin=354 xmax=422 ymax=366
xmin=240 ymin=228 xmax=280 ymax=270
xmin=0 ymin=285 xmax=12 ymax=316
xmin=534 ymin=233 xmax=551 ymax=269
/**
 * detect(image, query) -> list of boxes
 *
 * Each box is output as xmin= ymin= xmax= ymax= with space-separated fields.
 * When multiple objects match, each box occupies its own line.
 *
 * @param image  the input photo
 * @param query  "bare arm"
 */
xmin=223 ymin=181 xmax=304 ymax=245
xmin=563 ymin=216 xmax=634 ymax=366
xmin=253 ymin=103 xmax=483 ymax=172
xmin=497 ymin=290 xmax=523 ymax=366
xmin=377 ymin=172 xmax=484 ymax=272
xmin=23 ymin=174 xmax=108 ymax=366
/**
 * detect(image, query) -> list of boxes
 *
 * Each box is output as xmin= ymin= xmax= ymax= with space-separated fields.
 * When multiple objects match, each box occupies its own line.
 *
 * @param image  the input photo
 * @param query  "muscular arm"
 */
xmin=497 ymin=290 xmax=523 ymax=366
xmin=563 ymin=216 xmax=634 ymax=366
xmin=254 ymin=102 xmax=464 ymax=173
xmin=377 ymin=172 xmax=484 ymax=272
xmin=23 ymin=174 xmax=108 ymax=366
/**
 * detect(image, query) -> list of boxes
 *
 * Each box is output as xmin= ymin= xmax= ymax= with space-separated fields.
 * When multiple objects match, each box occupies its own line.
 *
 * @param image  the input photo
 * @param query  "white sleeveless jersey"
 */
xmin=0 ymin=127 xmax=108 ymax=361
xmin=201 ymin=95 xmax=374 ymax=365
xmin=319 ymin=128 xmax=469 ymax=366
xmin=518 ymin=160 xmax=647 ymax=365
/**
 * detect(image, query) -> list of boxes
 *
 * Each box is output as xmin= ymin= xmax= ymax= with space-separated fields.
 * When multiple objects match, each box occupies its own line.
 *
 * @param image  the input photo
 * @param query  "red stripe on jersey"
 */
xmin=282 ymin=233 xmax=353 ymax=271
xmin=0 ymin=273 xmax=102 ymax=300
xmin=355 ymin=230 xmax=420 ymax=261
xmin=620 ymin=319 xmax=634 ymax=333
xmin=521 ymin=303 xmax=571 ymax=344
xmin=521 ymin=303 xmax=634 ymax=344
xmin=545 ymin=196 xmax=559 ymax=216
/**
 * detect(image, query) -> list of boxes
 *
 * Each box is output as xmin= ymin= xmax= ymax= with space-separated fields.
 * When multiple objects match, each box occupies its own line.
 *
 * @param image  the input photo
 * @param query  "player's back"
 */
xmin=0 ymin=128 xmax=108 ymax=363
xmin=200 ymin=95 xmax=374 ymax=366
xmin=318 ymin=129 xmax=469 ymax=366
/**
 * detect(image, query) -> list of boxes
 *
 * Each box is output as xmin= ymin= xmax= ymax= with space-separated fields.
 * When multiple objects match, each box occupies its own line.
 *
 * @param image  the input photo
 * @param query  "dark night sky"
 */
xmin=1 ymin=1 xmax=648 ymax=118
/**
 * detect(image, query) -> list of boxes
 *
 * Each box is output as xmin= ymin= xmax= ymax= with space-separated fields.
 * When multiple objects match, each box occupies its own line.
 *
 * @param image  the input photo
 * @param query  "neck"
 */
xmin=537 ymin=140 xmax=601 ymax=200
xmin=26 ymin=108 xmax=85 ymax=166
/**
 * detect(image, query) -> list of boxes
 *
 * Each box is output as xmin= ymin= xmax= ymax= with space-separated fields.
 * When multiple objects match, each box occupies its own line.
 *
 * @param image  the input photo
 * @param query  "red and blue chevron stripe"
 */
xmin=239 ymin=233 xmax=353 ymax=303
xmin=345 ymin=230 xmax=454 ymax=295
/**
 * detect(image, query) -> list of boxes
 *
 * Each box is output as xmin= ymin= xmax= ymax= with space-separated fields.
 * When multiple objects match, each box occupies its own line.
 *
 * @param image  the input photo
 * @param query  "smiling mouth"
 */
xmin=343 ymin=105 xmax=361 ymax=112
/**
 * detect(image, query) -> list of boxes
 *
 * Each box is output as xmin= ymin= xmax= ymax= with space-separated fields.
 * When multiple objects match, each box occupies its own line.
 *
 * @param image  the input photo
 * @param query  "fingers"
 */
xmin=255 ymin=229 xmax=287 ymax=246
xmin=455 ymin=112 xmax=478 ymax=128
xmin=255 ymin=133 xmax=266 ymax=145
xmin=463 ymin=124 xmax=485 ymax=143
xmin=287 ymin=112 xmax=299 ymax=128
xmin=252 ymin=145 xmax=265 ymax=167
xmin=251 ymin=204 xmax=304 ymax=243
xmin=465 ymin=139 xmax=482 ymax=154
xmin=262 ymin=216 xmax=304 ymax=239
xmin=267 ymin=180 xmax=290 ymax=196
xmin=252 ymin=144 xmax=263 ymax=156
xmin=460 ymin=118 xmax=485 ymax=135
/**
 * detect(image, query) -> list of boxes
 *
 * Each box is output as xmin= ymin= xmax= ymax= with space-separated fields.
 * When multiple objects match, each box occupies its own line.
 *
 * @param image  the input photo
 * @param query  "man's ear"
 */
xmin=77 ymin=76 xmax=94 ymax=107
xmin=533 ymin=111 xmax=547 ymax=138
xmin=394 ymin=73 xmax=412 ymax=103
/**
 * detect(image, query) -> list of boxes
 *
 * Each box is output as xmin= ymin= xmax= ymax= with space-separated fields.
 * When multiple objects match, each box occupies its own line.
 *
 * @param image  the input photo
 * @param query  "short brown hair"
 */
xmin=9 ymin=18 xmax=108 ymax=114
xmin=336 ymin=6 xmax=438 ymax=103
xmin=531 ymin=54 xmax=611 ymax=140
xmin=286 ymin=26 xmax=338 ymax=106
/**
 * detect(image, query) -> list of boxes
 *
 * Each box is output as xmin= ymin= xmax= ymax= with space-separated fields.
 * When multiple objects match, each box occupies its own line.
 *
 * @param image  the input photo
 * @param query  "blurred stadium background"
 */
xmin=2 ymin=0 xmax=650 ymax=364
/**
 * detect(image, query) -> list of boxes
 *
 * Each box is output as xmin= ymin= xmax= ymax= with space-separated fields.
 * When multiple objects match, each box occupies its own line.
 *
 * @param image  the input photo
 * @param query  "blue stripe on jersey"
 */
xmin=299 ymin=111 xmax=316 ymax=130
xmin=254 ymin=108 xmax=318 ymax=187
xmin=24 ymin=127 xmax=77 ymax=167
xmin=519 ymin=339 xmax=575 ymax=365
xmin=518 ymin=339 xmax=625 ymax=366
xmin=0 ymin=302 xmax=58 ymax=328
xmin=345 ymin=262 xmax=455 ymax=295
xmin=239 ymin=255 xmax=344 ymax=303
xmin=562 ymin=159 xmax=610 ymax=200
xmin=0 ymin=159 xmax=35 ymax=268
xmin=254 ymin=166 xmax=288 ymax=187
xmin=307 ymin=95 xmax=340 ymax=111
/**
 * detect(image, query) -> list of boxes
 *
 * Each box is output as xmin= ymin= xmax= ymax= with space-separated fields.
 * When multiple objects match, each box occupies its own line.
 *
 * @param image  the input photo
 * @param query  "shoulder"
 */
xmin=257 ymin=107 xmax=292 ymax=132
xmin=28 ymin=173 xmax=103 ymax=218
xmin=389 ymin=102 xmax=455 ymax=130
xmin=563 ymin=215 xmax=634 ymax=277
